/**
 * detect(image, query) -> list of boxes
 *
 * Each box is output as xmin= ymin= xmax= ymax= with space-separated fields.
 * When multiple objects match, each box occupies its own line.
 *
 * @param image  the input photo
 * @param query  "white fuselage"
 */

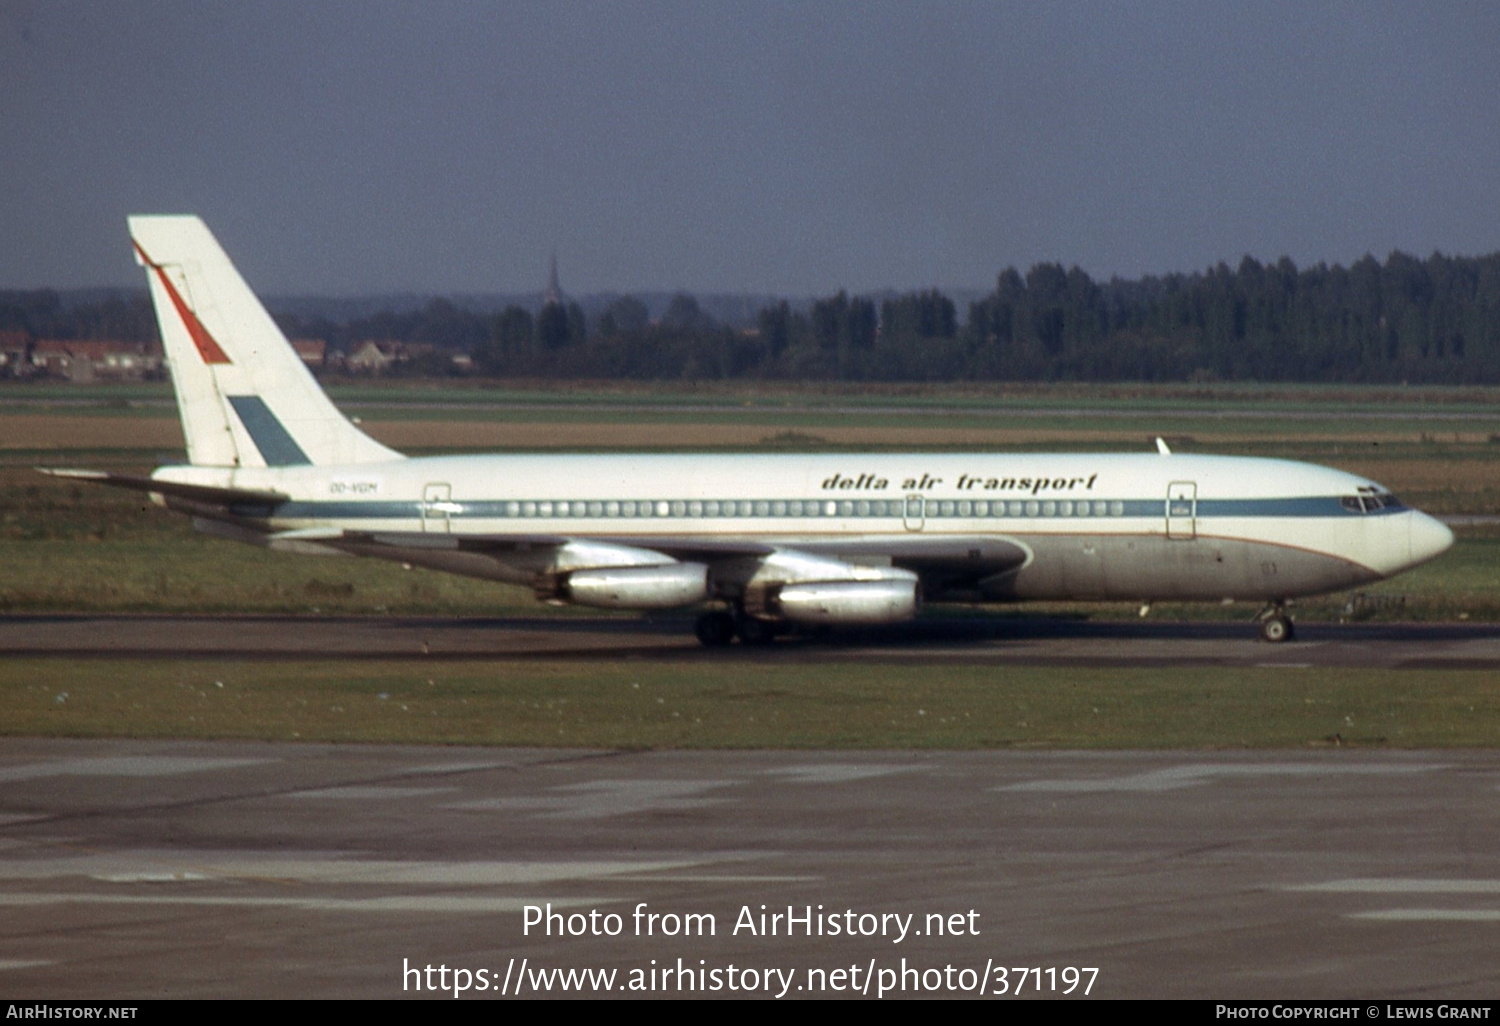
xmin=157 ymin=450 xmax=1454 ymax=605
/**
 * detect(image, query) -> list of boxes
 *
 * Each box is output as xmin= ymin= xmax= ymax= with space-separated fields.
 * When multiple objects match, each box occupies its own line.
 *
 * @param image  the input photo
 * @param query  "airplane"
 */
xmin=43 ymin=215 xmax=1455 ymax=646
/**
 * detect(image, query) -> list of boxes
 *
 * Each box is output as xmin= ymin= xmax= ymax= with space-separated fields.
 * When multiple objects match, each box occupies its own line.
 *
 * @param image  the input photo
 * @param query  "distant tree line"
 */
xmin=6 ymin=249 xmax=1500 ymax=383
xmin=0 ymin=290 xmax=157 ymax=344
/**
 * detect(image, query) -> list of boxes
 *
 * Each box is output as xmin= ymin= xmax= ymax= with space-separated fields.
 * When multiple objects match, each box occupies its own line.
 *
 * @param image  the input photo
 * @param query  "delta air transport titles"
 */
xmin=45 ymin=216 xmax=1455 ymax=644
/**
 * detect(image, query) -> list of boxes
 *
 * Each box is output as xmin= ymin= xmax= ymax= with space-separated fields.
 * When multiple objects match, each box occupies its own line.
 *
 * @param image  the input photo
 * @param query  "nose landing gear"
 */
xmin=1256 ymin=602 xmax=1296 ymax=643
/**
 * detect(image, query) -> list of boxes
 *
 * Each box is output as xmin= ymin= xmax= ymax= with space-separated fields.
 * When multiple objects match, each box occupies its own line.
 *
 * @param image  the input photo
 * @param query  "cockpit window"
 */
xmin=1344 ymin=488 xmax=1402 ymax=514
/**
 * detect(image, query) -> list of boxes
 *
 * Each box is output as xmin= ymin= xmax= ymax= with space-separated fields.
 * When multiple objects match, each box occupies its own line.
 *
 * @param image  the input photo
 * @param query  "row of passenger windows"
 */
xmin=454 ymin=498 xmax=1132 ymax=519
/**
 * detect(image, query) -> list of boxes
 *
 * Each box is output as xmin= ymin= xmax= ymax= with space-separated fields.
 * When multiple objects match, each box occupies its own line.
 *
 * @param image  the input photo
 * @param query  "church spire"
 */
xmin=544 ymin=252 xmax=562 ymax=307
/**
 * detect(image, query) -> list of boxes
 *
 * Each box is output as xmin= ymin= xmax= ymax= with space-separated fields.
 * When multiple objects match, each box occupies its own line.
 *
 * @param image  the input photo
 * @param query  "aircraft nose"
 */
xmin=1408 ymin=511 xmax=1455 ymax=567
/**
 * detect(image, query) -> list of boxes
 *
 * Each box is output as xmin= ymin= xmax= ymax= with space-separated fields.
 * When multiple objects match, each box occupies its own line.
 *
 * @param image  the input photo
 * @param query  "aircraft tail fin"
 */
xmin=129 ymin=215 xmax=403 ymax=468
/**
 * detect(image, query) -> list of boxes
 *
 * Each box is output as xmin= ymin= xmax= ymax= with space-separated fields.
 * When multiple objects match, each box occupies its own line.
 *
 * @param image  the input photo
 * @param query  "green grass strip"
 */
xmin=4 ymin=659 xmax=1498 ymax=749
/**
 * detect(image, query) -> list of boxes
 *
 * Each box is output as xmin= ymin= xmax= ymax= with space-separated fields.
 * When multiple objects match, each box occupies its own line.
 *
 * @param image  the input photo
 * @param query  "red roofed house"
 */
xmin=30 ymin=339 xmax=163 ymax=381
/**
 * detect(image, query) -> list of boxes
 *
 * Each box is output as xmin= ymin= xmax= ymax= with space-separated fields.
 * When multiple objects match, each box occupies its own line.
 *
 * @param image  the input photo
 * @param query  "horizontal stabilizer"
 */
xmin=37 ymin=468 xmax=287 ymax=506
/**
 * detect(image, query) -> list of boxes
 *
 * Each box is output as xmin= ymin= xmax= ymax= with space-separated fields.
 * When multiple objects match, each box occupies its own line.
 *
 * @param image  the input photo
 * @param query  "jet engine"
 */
xmin=557 ymin=562 xmax=711 ymax=609
xmin=771 ymin=578 xmax=918 ymax=624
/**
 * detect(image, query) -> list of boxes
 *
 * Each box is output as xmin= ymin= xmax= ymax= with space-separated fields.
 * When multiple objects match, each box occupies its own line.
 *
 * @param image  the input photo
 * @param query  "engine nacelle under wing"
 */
xmin=773 ymin=578 xmax=919 ymax=624
xmin=560 ymin=562 xmax=711 ymax=610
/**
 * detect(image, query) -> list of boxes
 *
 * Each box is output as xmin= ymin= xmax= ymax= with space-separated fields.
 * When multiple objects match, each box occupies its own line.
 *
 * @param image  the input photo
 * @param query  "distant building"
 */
xmin=290 ymin=338 xmax=326 ymax=368
xmin=345 ymin=340 xmax=401 ymax=373
xmin=0 ymin=329 xmax=31 ymax=377
xmin=29 ymin=339 xmax=162 ymax=381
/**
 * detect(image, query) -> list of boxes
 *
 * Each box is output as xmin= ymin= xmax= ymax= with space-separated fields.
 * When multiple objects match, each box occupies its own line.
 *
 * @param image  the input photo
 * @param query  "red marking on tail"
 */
xmin=132 ymin=239 xmax=232 ymax=365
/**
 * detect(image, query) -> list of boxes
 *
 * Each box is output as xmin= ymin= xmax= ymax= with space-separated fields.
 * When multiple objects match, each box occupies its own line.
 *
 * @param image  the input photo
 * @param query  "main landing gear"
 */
xmin=693 ymin=609 xmax=779 ymax=647
xmin=1256 ymin=601 xmax=1296 ymax=643
xmin=694 ymin=611 xmax=736 ymax=647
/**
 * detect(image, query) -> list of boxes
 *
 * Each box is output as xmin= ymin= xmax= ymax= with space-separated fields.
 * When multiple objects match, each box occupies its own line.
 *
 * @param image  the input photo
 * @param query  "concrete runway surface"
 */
xmin=1 ymin=739 xmax=1498 ymax=998
xmin=2 ymin=613 xmax=1500 ymax=668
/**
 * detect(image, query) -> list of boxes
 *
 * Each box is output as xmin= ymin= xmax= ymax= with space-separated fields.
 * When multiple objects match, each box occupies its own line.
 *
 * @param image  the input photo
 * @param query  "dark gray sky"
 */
xmin=3 ymin=0 xmax=1498 ymax=295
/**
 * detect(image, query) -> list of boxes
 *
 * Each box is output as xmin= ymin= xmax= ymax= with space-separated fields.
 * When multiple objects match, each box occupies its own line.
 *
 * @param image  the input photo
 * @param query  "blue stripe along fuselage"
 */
xmin=232 ymin=495 xmax=1406 ymax=522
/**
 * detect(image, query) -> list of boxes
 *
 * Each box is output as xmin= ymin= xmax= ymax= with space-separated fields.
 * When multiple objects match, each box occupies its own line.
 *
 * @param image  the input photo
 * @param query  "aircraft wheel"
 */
xmin=735 ymin=616 xmax=777 ymax=645
xmin=694 ymin=611 xmax=736 ymax=647
xmin=1259 ymin=616 xmax=1295 ymax=643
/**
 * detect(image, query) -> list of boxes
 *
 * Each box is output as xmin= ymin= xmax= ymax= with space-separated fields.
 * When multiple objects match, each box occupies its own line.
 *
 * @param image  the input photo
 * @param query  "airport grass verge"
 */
xmin=3 ymin=658 xmax=1498 ymax=749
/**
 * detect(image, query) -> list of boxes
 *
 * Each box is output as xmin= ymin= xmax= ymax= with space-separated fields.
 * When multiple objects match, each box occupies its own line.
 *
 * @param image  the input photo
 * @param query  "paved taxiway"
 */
xmin=1 ymin=739 xmax=1498 ymax=998
xmin=2 ymin=613 xmax=1499 ymax=668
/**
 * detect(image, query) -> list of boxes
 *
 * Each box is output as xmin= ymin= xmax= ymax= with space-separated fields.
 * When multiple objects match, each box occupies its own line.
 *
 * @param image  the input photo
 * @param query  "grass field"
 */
xmin=2 ymin=380 xmax=1497 ymax=750
xmin=5 ymin=658 xmax=1499 ymax=748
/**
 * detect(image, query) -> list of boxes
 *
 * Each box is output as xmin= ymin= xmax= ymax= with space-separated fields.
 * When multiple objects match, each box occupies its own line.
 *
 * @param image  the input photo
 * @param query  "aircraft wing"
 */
xmin=303 ymin=528 xmax=1025 ymax=593
xmin=795 ymin=535 xmax=1028 ymax=570
xmin=328 ymin=530 xmax=767 ymax=558
xmin=323 ymin=529 xmax=1024 ymax=570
